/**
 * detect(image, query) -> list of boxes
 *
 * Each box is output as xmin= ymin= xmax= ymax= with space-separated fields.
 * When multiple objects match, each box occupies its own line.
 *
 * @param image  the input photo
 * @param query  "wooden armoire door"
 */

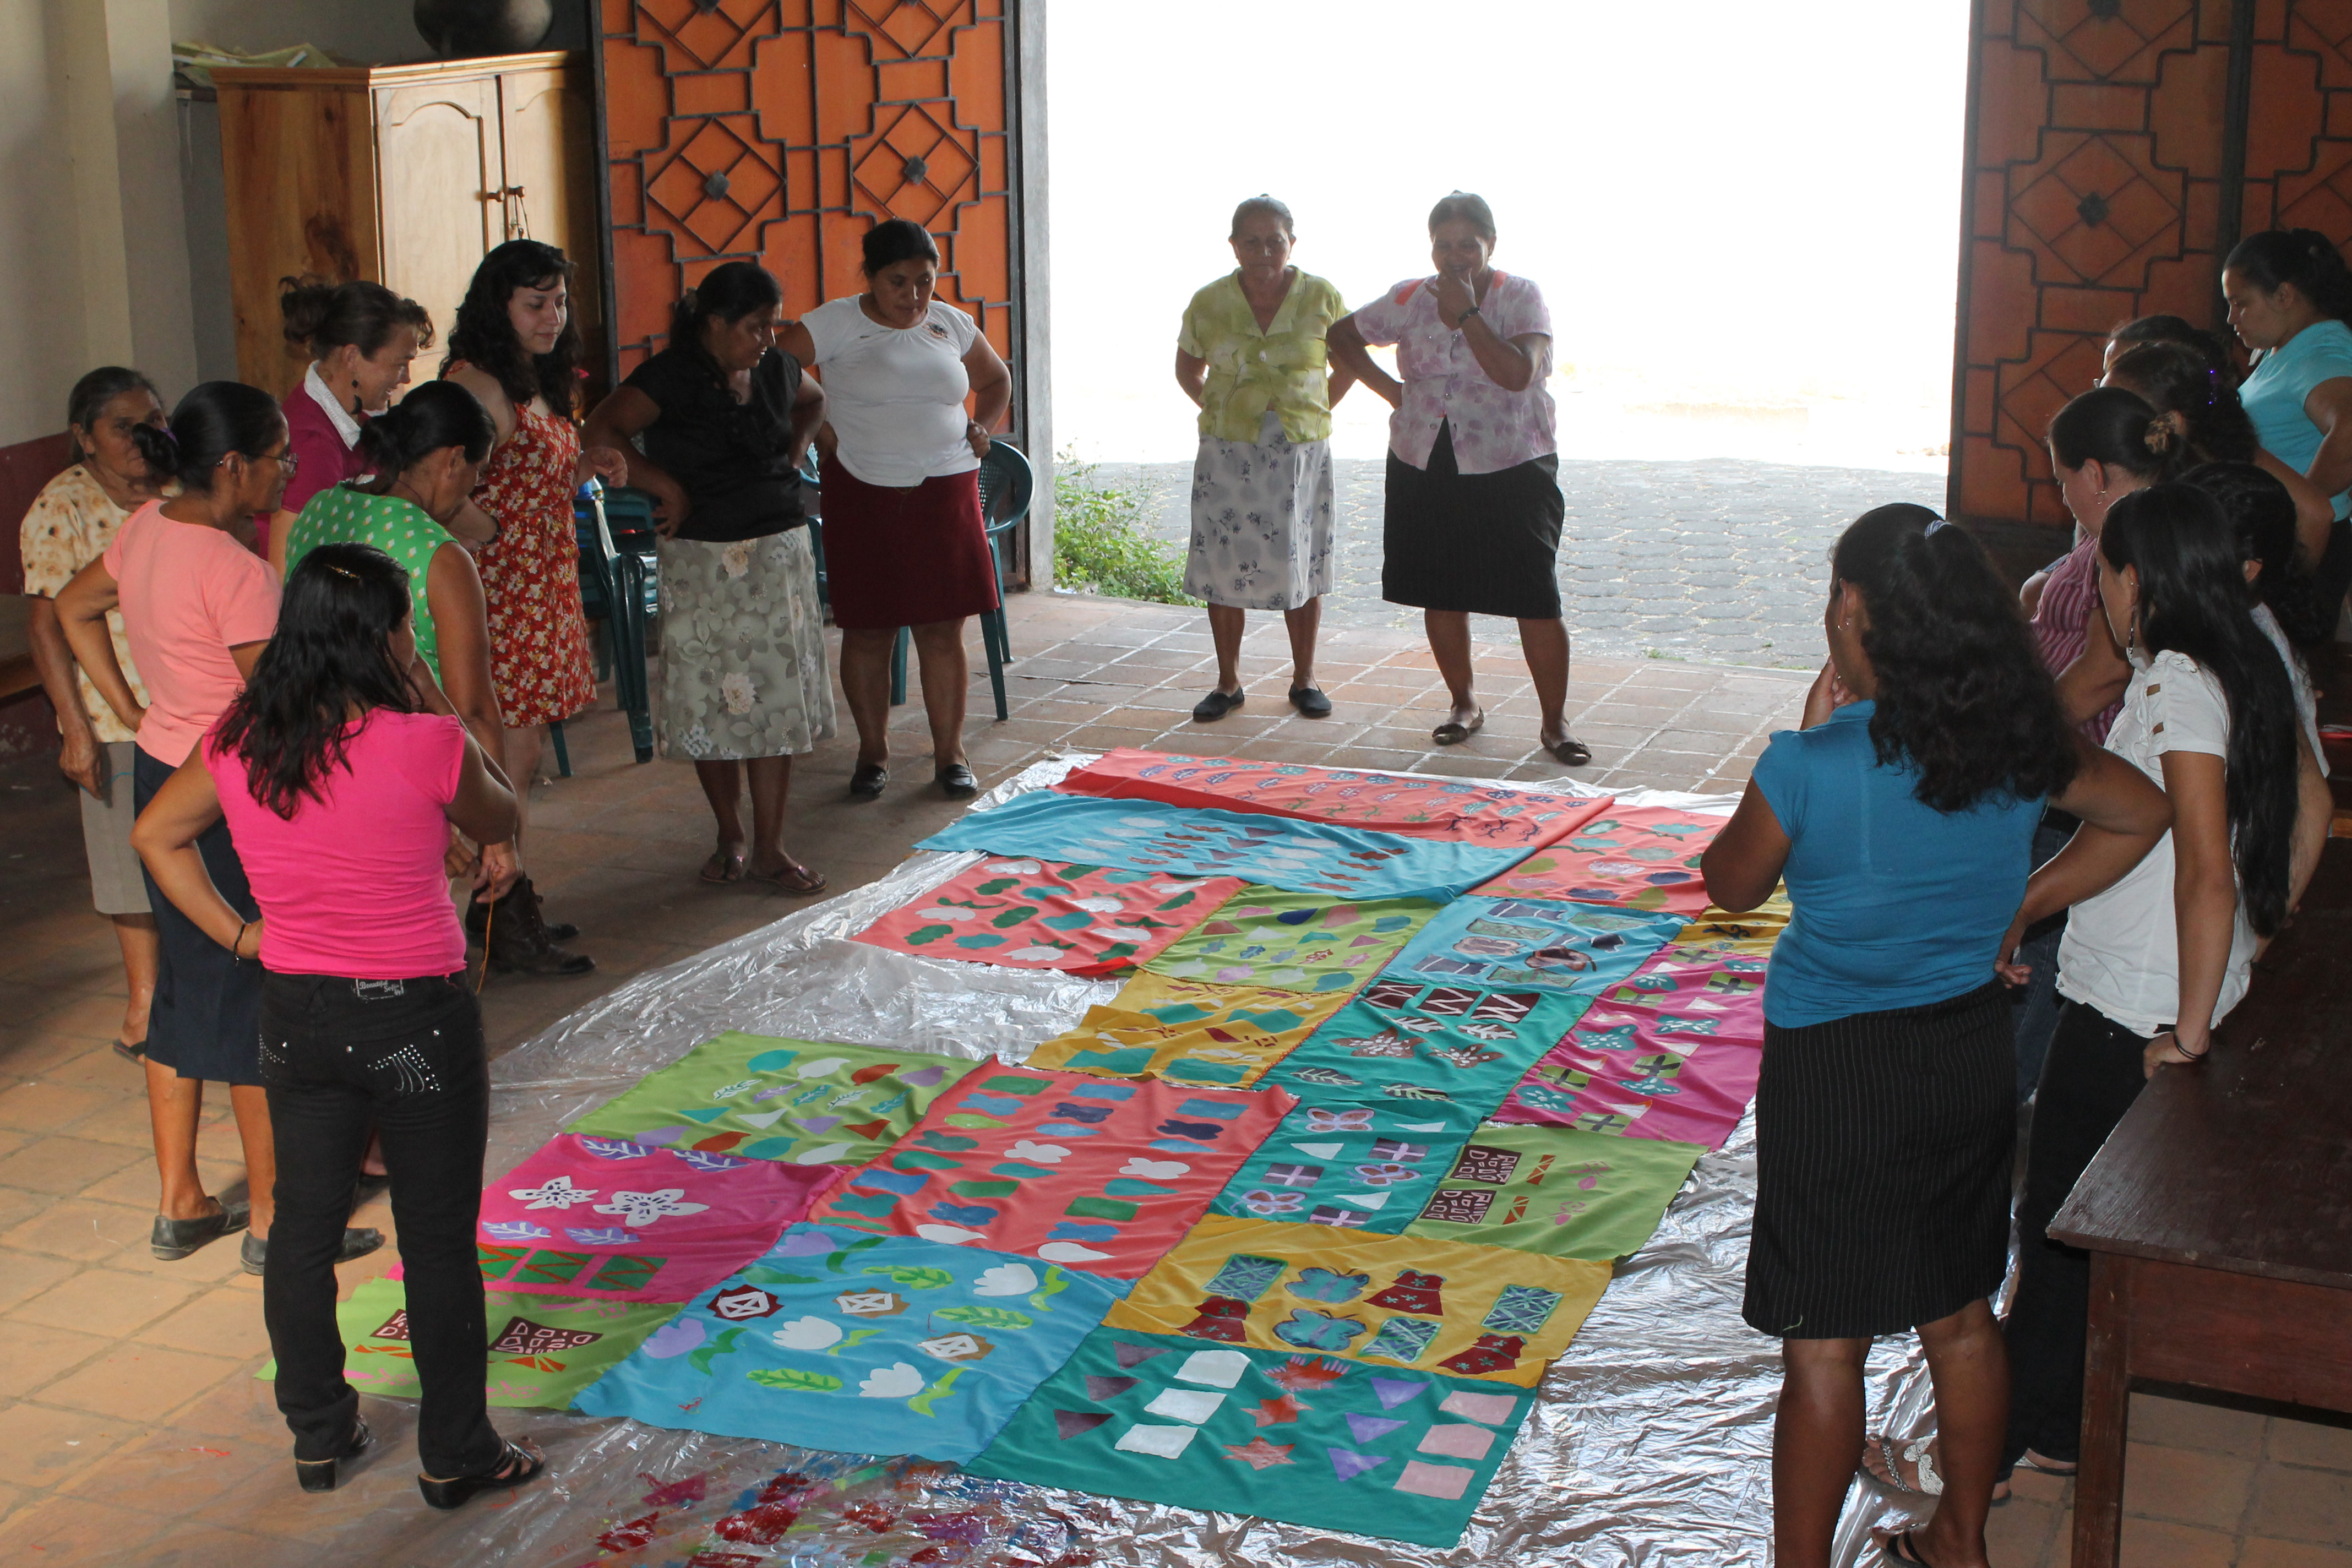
xmin=1951 ymin=0 xmax=2352 ymax=562
xmin=374 ymin=76 xmax=505 ymax=361
xmin=498 ymin=61 xmax=611 ymax=389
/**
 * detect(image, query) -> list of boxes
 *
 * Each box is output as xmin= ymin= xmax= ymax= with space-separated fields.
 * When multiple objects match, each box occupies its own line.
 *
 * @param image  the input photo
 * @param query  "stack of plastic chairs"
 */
xmin=552 ymin=479 xmax=658 ymax=775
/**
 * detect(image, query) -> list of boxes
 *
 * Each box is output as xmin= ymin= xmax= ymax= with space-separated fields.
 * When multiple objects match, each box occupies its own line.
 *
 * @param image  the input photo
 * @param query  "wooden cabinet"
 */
xmin=211 ymin=52 xmax=603 ymax=401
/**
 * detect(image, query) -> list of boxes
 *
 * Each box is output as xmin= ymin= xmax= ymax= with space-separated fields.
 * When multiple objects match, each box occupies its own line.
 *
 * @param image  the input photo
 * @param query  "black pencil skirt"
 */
xmin=1742 ymin=980 xmax=2013 ymax=1340
xmin=1380 ymin=422 xmax=1565 ymax=619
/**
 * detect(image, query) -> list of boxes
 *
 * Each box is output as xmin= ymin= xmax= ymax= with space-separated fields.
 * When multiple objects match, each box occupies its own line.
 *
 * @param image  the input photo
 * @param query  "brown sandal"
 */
xmin=699 ymin=850 xmax=747 ymax=884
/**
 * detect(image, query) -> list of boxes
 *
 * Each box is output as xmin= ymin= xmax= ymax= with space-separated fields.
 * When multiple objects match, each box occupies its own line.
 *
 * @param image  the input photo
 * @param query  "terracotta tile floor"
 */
xmin=0 ymin=590 xmax=2345 ymax=1565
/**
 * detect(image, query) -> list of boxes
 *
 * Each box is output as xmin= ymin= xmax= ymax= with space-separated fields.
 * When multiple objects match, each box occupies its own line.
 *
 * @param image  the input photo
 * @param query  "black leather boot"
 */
xmin=482 ymin=875 xmax=594 ymax=976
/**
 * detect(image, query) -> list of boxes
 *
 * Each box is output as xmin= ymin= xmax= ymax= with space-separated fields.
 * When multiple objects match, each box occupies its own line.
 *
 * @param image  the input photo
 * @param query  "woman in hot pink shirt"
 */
xmin=135 ymin=542 xmax=543 ymax=1509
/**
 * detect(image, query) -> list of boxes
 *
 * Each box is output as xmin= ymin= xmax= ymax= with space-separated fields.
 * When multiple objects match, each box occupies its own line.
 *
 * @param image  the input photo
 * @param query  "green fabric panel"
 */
xmin=564 ymin=1032 xmax=983 ymax=1168
xmin=1404 ymin=1123 xmax=1705 ymax=1261
xmin=966 ymin=1325 xmax=1534 ymax=1549
xmin=1143 ymin=886 xmax=1442 ymax=994
xmin=258 ymin=1275 xmax=682 ymax=1410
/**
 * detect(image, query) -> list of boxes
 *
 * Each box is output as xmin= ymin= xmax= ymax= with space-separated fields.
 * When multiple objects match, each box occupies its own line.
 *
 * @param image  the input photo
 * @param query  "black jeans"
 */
xmin=260 ymin=971 xmax=500 ymax=1477
xmin=2002 ymin=998 xmax=2150 ymax=1468
xmin=2008 ymin=812 xmax=2076 ymax=1103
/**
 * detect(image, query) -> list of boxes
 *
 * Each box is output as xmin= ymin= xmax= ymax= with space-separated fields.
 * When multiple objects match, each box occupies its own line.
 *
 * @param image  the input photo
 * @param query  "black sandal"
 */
xmin=1873 ymin=1527 xmax=1940 ymax=1566
xmin=1545 ymin=736 xmax=1593 ymax=767
xmin=418 ymin=1439 xmax=546 ymax=1511
xmin=295 ymin=1416 xmax=371 ymax=1493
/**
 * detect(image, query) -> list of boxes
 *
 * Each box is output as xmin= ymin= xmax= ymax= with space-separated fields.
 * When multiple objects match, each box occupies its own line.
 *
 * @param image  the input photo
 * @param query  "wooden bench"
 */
xmin=2049 ymin=837 xmax=2352 ymax=1568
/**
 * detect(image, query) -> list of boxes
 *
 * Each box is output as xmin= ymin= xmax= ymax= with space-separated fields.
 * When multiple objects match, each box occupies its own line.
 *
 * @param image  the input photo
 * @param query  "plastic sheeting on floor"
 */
xmin=186 ymin=756 xmax=1942 ymax=1568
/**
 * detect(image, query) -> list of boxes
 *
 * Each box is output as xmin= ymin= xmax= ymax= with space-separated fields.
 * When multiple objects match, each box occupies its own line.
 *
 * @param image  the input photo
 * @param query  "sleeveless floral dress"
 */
xmin=467 ymin=396 xmax=596 ymax=727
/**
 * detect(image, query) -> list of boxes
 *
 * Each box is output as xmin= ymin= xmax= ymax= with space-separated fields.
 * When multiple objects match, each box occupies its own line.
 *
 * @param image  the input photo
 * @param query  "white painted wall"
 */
xmin=0 ymin=4 xmax=90 ymax=445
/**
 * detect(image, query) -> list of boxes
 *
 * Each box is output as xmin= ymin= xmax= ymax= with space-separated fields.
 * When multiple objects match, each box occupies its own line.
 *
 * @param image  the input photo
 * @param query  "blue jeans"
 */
xmin=2009 ymin=815 xmax=2073 ymax=1102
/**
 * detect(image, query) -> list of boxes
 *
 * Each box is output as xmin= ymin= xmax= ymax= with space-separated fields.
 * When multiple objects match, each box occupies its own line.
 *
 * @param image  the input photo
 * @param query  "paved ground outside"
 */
xmin=0 ymin=589 xmax=2343 ymax=1566
xmin=1083 ymin=455 xmax=1948 ymax=666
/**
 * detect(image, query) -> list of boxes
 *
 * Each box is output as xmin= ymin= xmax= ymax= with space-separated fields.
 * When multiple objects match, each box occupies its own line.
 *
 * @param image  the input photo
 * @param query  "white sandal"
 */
xmin=1863 ymin=1433 xmax=1944 ymax=1496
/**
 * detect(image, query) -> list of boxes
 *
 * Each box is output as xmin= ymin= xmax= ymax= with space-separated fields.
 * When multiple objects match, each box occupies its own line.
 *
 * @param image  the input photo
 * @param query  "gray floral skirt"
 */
xmin=1185 ymin=410 xmax=1336 ymax=611
xmin=655 ymin=528 xmax=839 ymax=762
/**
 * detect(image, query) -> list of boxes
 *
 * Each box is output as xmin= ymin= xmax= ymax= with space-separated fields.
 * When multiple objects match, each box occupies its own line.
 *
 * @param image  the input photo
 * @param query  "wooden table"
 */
xmin=2049 ymin=838 xmax=2352 ymax=1568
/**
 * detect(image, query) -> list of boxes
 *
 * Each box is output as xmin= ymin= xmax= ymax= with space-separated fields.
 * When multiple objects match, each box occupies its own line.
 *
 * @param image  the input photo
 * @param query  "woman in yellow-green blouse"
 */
xmin=1175 ymin=194 xmax=1353 ymax=720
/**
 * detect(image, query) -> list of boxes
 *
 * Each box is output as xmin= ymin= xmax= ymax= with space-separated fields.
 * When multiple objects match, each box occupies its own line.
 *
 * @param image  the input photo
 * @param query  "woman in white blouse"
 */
xmin=778 ymin=219 xmax=1013 ymax=803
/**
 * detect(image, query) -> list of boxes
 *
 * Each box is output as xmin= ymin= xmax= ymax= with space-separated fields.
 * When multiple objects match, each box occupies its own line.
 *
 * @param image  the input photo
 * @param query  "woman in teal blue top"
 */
xmin=2225 ymin=228 xmax=2352 ymax=623
xmin=1701 ymin=505 xmax=2168 ymax=1568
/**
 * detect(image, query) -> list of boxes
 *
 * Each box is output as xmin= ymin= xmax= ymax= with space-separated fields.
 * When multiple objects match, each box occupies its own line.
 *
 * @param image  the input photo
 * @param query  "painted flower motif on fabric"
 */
xmin=508 ymin=1175 xmax=600 ymax=1211
xmin=1237 ymin=1189 xmax=1305 ymax=1217
xmin=720 ymin=671 xmax=756 ymax=715
xmin=1302 ymin=1108 xmax=1375 ymax=1135
xmin=721 ymin=541 xmax=753 ymax=578
xmin=594 ymin=1188 xmax=713 ymax=1227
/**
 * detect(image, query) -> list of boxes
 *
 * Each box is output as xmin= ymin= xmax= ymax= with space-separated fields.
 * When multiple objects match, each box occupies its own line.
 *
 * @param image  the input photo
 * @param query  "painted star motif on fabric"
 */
xmin=1265 ymin=1354 xmax=1348 ymax=1392
xmin=593 ymin=1188 xmax=711 ymax=1227
xmin=507 ymin=1175 xmax=598 ymax=1210
xmin=1223 ymin=1437 xmax=1297 ymax=1471
xmin=1253 ymin=1394 xmax=1309 ymax=1427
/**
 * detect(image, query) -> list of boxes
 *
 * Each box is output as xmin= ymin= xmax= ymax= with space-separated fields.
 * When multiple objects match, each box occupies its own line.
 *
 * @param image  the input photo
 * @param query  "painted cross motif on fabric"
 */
xmin=1382 ymin=896 xmax=1686 ymax=997
xmin=1057 ymin=747 xmax=1612 ymax=851
xmin=1022 ymin=974 xmax=1349 ymax=1088
xmin=571 ymin=1225 xmax=1126 ymax=1463
xmin=1211 ymin=1097 xmax=1484 ymax=1233
xmin=808 ymin=1063 xmax=1294 ymax=1280
xmin=478 ymin=1134 xmax=843 ymax=1301
xmin=1401 ymin=1121 xmax=1703 ymax=1262
xmin=1107 ymin=1215 xmax=1609 ymax=1387
xmin=1142 ymin=885 xmax=1442 ymax=994
xmin=1267 ymin=972 xmax=1594 ymax=1110
xmin=918 ymin=792 xmax=1536 ymax=902
xmin=854 ymin=859 xmax=1242 ymax=977
xmin=1490 ymin=934 xmax=1769 ymax=1152
xmin=564 ymin=1033 xmax=983 ymax=1169
xmin=258 ymin=1275 xmax=683 ymax=1409
xmin=966 ymin=1324 xmax=1538 ymax=1549
xmin=1468 ymin=806 xmax=1727 ymax=912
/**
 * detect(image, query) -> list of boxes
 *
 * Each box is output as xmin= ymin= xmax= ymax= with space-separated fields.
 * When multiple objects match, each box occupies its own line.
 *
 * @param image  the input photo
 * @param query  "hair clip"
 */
xmin=321 ymin=563 xmax=360 ymax=580
xmin=1923 ymin=516 xmax=1950 ymax=535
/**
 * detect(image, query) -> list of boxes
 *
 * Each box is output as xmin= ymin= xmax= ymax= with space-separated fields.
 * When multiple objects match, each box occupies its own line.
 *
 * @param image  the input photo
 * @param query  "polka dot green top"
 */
xmin=284 ymin=486 xmax=459 ymax=679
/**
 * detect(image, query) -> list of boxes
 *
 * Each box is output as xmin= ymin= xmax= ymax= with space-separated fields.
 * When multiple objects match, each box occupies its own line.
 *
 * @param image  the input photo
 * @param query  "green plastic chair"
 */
xmin=551 ymin=480 xmax=656 ymax=775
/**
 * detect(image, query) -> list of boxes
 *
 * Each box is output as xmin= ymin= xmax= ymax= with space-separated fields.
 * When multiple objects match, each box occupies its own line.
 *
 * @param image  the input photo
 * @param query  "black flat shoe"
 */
xmin=1288 ymin=685 xmax=1332 ymax=718
xmin=151 ymin=1199 xmax=249 ymax=1260
xmin=296 ymin=1417 xmax=371 ymax=1493
xmin=243 ymin=1227 xmax=385 ymax=1277
xmin=1192 ymin=688 xmax=1244 ymax=722
xmin=848 ymin=763 xmax=889 ymax=801
xmin=419 ymin=1439 xmax=545 ymax=1512
xmin=937 ymin=763 xmax=979 ymax=799
xmin=1545 ymin=735 xmax=1593 ymax=767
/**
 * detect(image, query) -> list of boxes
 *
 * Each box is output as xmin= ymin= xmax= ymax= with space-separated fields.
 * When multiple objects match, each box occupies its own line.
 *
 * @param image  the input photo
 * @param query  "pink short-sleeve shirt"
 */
xmin=101 ymin=501 xmax=281 ymax=767
xmin=2030 ymin=533 xmax=2124 ymax=743
xmin=1349 ymin=271 xmax=1556 ymax=475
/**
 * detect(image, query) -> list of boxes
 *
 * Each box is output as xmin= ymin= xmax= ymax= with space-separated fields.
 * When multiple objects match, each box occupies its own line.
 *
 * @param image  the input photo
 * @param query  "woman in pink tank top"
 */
xmin=134 ymin=543 xmax=546 ymax=1510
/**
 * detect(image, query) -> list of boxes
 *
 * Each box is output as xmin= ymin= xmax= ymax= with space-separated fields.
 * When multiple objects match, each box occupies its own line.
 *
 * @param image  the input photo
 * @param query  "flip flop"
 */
xmin=1861 ymin=1433 xmax=1941 ymax=1496
xmin=1872 ymin=1528 xmax=1940 ymax=1566
xmin=112 ymin=1038 xmax=147 ymax=1065
xmin=700 ymin=850 xmax=747 ymax=884
xmin=1431 ymin=709 xmax=1484 ymax=745
xmin=750 ymin=861 xmax=829 ymax=896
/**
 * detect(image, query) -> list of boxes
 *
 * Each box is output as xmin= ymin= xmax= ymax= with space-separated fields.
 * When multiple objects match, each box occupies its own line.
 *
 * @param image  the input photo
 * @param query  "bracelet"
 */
xmin=232 ymin=921 xmax=250 ymax=962
xmin=1456 ymin=306 xmax=1481 ymax=328
xmin=2159 ymin=1026 xmax=2208 ymax=1060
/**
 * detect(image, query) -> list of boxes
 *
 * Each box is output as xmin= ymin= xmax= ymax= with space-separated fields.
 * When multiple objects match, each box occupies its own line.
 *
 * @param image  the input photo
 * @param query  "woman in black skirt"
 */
xmin=1700 ymin=505 xmax=2168 ymax=1568
xmin=1327 ymin=192 xmax=1585 ymax=764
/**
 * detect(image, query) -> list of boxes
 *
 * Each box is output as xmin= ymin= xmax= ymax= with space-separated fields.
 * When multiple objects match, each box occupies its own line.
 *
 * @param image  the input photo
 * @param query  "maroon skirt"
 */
xmin=817 ymin=458 xmax=1001 ymax=630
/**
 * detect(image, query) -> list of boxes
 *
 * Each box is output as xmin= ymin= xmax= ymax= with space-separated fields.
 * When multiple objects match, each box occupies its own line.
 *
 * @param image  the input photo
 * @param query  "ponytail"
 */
xmin=353 ymin=380 xmax=494 ymax=488
xmin=2049 ymin=385 xmax=2185 ymax=482
xmin=130 ymin=382 xmax=284 ymax=494
xmin=2224 ymin=228 xmax=2352 ymax=324
xmin=668 ymin=260 xmax=783 ymax=354
xmin=2106 ymin=340 xmax=2258 ymax=464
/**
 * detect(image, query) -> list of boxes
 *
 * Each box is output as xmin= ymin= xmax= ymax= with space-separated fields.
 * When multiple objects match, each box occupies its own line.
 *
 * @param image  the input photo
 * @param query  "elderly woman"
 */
xmin=777 ymin=219 xmax=1012 ymax=802
xmin=1175 ymin=195 xmax=1353 ymax=720
xmin=1329 ymin=192 xmax=1585 ymax=764
xmin=582 ymin=261 xmax=834 ymax=892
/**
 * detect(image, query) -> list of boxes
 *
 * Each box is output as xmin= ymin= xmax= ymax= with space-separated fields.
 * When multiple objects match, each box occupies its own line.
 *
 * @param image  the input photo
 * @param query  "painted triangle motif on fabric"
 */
xmin=1084 ymin=1375 xmax=1138 ymax=1400
xmin=1370 ymin=1376 xmax=1427 ymax=1410
xmin=1114 ymin=1343 xmax=1173 ymax=1369
xmin=1054 ymin=1409 xmax=1112 ymax=1440
xmin=1343 ymin=1412 xmax=1407 ymax=1443
xmin=1336 ymin=1192 xmax=1389 ymax=1209
xmin=1327 ymin=1447 xmax=1390 ymax=1481
xmin=1292 ymin=1142 xmax=1343 ymax=1159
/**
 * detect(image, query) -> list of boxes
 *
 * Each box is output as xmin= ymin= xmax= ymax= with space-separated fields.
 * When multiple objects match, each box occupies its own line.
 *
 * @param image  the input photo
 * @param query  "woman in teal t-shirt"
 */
xmin=1700 ymin=505 xmax=2168 ymax=1568
xmin=2225 ymin=227 xmax=2352 ymax=623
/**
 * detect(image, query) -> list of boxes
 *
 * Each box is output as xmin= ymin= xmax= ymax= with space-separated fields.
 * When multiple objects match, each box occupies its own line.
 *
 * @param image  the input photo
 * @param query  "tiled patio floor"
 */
xmin=0 ymin=589 xmax=2345 ymax=1566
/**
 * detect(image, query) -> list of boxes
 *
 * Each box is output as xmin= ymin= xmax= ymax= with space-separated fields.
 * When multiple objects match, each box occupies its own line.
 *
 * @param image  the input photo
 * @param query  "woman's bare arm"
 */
xmin=54 ymin=559 xmax=143 ymax=733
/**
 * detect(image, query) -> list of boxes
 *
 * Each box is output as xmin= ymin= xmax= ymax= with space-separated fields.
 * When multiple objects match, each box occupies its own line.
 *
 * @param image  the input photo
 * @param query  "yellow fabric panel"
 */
xmin=1105 ymin=1213 xmax=1610 ymax=1387
xmin=1022 ymin=975 xmax=1348 ymax=1088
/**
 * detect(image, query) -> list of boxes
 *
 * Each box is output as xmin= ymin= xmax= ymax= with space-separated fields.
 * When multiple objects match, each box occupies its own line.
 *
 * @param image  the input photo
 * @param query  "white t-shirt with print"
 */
xmin=2057 ymin=649 xmax=2258 ymax=1038
xmin=801 ymin=296 xmax=981 ymax=487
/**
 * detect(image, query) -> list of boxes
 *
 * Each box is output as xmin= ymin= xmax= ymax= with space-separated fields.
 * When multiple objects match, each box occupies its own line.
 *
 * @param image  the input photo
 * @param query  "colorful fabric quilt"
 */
xmin=258 ymin=1276 xmax=683 ymax=1410
xmin=563 ymin=1033 xmax=982 ymax=1168
xmin=1380 ymin=894 xmax=1686 ymax=997
xmin=809 ymin=1066 xmax=1295 ymax=1280
xmin=966 ymin=1324 xmax=1537 ymax=1548
xmin=478 ymin=1135 xmax=842 ymax=1301
xmin=1405 ymin=1123 xmax=1704 ymax=1261
xmin=1022 ymin=975 xmax=1349 ymax=1087
xmin=1106 ymin=1215 xmax=1609 ymax=1387
xmin=1489 ymin=937 xmax=1768 ymax=1150
xmin=1676 ymin=889 xmax=1793 ymax=954
xmin=1468 ymin=805 xmax=1726 ymax=912
xmin=919 ymin=792 xmax=1533 ymax=902
xmin=1267 ymin=972 xmax=1594 ymax=1109
xmin=853 ymin=858 xmax=1240 ymax=977
xmin=1058 ymin=747 xmax=1610 ymax=850
xmin=1210 ymin=1098 xmax=1485 ymax=1232
xmin=573 ymin=1226 xmax=1126 ymax=1463
xmin=1142 ymin=885 xmax=1441 ymax=994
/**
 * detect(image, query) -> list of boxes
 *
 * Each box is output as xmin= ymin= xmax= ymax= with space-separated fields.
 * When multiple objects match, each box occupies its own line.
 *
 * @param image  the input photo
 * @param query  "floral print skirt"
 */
xmin=1185 ymin=411 xmax=1336 ymax=611
xmin=655 ymin=528 xmax=838 ymax=762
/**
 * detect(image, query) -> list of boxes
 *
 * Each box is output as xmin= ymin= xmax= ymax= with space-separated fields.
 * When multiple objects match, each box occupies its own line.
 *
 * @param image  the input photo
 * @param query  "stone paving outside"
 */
xmin=0 ymin=587 xmax=2345 ymax=1566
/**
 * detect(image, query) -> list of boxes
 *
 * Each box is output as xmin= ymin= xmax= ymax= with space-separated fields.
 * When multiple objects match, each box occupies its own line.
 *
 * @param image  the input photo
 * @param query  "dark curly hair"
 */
xmin=1832 ymin=504 xmax=2081 ymax=813
xmin=2099 ymin=482 xmax=2302 ymax=936
xmin=2106 ymin=340 xmax=2258 ymax=464
xmin=440 ymin=239 xmax=582 ymax=417
xmin=213 ymin=543 xmax=416 ymax=820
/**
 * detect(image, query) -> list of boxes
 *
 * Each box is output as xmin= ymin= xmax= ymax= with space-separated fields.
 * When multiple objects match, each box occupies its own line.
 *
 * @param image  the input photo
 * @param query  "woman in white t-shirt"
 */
xmin=778 ymin=219 xmax=1014 ymax=803
xmin=1990 ymin=481 xmax=2301 ymax=1500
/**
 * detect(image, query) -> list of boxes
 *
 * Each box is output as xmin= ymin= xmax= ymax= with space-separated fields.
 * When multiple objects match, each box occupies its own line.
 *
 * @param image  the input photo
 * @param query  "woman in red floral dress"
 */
xmin=445 ymin=239 xmax=628 ymax=974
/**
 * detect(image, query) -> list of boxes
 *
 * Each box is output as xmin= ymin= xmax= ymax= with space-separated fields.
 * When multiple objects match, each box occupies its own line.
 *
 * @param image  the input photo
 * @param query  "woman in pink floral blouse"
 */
xmin=1329 ymin=192 xmax=1585 ymax=765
